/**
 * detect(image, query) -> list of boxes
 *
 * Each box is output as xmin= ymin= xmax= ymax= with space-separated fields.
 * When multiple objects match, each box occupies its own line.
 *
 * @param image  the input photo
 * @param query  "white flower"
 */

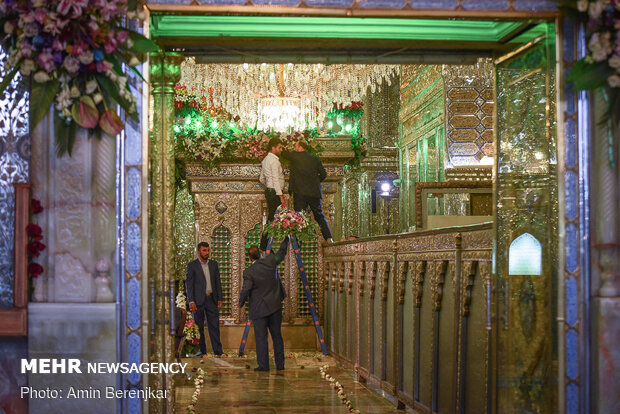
xmin=85 ymin=79 xmax=98 ymax=94
xmin=588 ymin=32 xmax=612 ymax=62
xmin=79 ymin=51 xmax=94 ymax=65
xmin=577 ymin=0 xmax=589 ymax=12
xmin=128 ymin=56 xmax=141 ymax=66
xmin=609 ymin=54 xmax=620 ymax=69
xmin=70 ymin=86 xmax=80 ymax=98
xmin=588 ymin=0 xmax=606 ymax=19
xmin=20 ymin=60 xmax=35 ymax=76
xmin=63 ymin=55 xmax=80 ymax=74
xmin=33 ymin=71 xmax=50 ymax=83
xmin=608 ymin=74 xmax=620 ymax=87
xmin=93 ymin=93 xmax=103 ymax=104
xmin=4 ymin=21 xmax=14 ymax=34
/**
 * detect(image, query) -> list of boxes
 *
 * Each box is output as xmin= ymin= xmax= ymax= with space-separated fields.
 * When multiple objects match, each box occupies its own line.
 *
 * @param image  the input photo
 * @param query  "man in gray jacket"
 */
xmin=238 ymin=237 xmax=289 ymax=371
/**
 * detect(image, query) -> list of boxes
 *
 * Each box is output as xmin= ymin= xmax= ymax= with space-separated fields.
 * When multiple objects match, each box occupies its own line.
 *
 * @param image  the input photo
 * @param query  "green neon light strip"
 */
xmin=151 ymin=15 xmax=522 ymax=42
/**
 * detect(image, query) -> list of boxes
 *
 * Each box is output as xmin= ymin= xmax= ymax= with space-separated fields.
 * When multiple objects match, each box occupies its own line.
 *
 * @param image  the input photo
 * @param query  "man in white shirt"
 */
xmin=259 ymin=137 xmax=286 ymax=251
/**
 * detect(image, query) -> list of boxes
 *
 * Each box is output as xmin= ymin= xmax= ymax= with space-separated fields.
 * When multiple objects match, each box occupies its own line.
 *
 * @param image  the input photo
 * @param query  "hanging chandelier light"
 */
xmin=180 ymin=59 xmax=398 ymax=132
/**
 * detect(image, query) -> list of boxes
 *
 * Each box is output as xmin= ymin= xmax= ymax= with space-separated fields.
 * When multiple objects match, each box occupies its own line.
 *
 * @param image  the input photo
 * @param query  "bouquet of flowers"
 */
xmin=0 ymin=0 xmax=159 ymax=155
xmin=559 ymin=0 xmax=620 ymax=123
xmin=264 ymin=207 xmax=319 ymax=242
xmin=183 ymin=314 xmax=200 ymax=346
xmin=326 ymin=101 xmax=364 ymax=119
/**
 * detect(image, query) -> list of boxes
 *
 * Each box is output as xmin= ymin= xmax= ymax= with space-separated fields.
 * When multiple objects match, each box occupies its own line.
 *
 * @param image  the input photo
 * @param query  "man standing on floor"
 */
xmin=282 ymin=141 xmax=333 ymax=243
xmin=259 ymin=137 xmax=286 ymax=251
xmin=186 ymin=242 xmax=224 ymax=356
xmin=238 ymin=237 xmax=290 ymax=371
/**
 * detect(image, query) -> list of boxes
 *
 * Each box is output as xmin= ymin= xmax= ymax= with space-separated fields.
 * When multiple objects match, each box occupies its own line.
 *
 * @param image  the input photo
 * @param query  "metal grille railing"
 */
xmin=244 ymin=224 xmax=261 ymax=269
xmin=211 ymin=225 xmax=232 ymax=317
xmin=297 ymin=235 xmax=318 ymax=317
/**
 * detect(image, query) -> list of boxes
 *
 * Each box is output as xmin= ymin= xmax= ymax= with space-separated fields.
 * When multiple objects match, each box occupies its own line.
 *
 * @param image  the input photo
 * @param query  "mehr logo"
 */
xmin=21 ymin=359 xmax=82 ymax=374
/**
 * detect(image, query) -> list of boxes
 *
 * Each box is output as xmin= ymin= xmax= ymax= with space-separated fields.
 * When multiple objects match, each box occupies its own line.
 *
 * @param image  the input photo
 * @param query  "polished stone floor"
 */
xmin=175 ymin=352 xmax=417 ymax=413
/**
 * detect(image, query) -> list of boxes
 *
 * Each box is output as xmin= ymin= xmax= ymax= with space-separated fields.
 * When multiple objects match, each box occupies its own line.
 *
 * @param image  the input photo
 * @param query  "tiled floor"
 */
xmin=175 ymin=352 xmax=417 ymax=413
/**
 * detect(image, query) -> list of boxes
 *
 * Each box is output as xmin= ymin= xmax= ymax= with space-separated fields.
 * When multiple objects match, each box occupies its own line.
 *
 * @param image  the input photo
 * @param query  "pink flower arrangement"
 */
xmin=0 ymin=0 xmax=159 ymax=154
xmin=565 ymin=0 xmax=620 ymax=123
xmin=265 ymin=208 xmax=319 ymax=242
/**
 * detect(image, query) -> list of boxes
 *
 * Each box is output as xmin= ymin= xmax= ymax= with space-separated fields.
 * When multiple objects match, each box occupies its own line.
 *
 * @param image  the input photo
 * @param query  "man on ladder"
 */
xmin=238 ymin=237 xmax=289 ymax=371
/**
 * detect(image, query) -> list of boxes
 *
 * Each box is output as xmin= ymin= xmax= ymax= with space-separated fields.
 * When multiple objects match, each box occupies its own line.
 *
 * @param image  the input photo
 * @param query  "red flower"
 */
xmin=31 ymin=199 xmax=44 ymax=214
xmin=174 ymin=101 xmax=183 ymax=109
xmin=26 ymin=223 xmax=43 ymax=240
xmin=189 ymin=100 xmax=198 ymax=109
xmin=28 ymin=263 xmax=43 ymax=278
xmin=27 ymin=241 xmax=46 ymax=258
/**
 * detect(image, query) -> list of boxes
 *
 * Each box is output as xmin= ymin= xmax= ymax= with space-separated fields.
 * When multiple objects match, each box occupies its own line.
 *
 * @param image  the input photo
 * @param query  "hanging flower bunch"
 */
xmin=0 ymin=0 xmax=159 ymax=155
xmin=174 ymin=87 xmax=323 ymax=170
xmin=319 ymin=365 xmax=360 ymax=413
xmin=560 ymin=0 xmax=620 ymax=123
xmin=264 ymin=207 xmax=319 ymax=242
xmin=327 ymin=101 xmax=364 ymax=119
xmin=27 ymin=199 xmax=45 ymax=279
xmin=187 ymin=367 xmax=205 ymax=414
xmin=183 ymin=314 xmax=200 ymax=346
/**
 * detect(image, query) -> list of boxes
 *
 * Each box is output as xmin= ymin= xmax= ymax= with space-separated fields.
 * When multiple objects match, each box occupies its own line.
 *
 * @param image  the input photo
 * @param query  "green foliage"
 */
xmin=30 ymin=80 xmax=60 ymax=130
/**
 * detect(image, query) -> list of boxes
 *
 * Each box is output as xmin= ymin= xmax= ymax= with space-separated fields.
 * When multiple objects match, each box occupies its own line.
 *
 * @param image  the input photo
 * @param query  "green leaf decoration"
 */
xmin=0 ymin=64 xmax=20 ymax=97
xmin=128 ymin=31 xmax=160 ymax=54
xmin=54 ymin=114 xmax=78 ymax=157
xmin=30 ymin=79 xmax=60 ymax=130
xmin=96 ymin=74 xmax=137 ymax=120
xmin=567 ymin=59 xmax=614 ymax=90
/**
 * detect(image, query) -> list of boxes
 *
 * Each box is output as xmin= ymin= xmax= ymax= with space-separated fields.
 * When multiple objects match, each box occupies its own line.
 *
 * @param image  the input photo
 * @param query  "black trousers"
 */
xmin=294 ymin=193 xmax=332 ymax=240
xmin=193 ymin=294 xmax=223 ymax=355
xmin=253 ymin=308 xmax=284 ymax=370
xmin=260 ymin=188 xmax=281 ymax=250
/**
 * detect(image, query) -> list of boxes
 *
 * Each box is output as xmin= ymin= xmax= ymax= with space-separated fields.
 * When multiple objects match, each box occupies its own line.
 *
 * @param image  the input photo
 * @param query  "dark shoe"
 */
xmin=276 ymin=367 xmax=285 ymax=371
xmin=254 ymin=367 xmax=269 ymax=372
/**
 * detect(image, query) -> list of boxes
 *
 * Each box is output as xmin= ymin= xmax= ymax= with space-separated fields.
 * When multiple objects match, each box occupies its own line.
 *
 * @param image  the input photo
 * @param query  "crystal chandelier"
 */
xmin=180 ymin=59 xmax=398 ymax=132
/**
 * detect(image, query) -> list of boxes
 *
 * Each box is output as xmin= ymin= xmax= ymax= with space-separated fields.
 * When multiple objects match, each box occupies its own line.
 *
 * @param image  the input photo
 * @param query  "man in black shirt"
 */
xmin=281 ymin=141 xmax=333 ymax=242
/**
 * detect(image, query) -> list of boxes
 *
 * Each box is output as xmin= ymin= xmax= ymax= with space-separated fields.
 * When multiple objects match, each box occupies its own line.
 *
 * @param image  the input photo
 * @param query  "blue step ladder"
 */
xmin=238 ymin=235 xmax=328 ymax=356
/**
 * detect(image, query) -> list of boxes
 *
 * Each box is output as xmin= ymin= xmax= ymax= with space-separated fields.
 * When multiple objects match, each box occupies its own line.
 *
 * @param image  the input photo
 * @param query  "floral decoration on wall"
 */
xmin=0 ymin=0 xmax=159 ymax=155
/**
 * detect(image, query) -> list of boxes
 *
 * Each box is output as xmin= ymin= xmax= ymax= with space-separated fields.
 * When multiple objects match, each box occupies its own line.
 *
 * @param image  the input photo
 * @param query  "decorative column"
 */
xmin=149 ymin=51 xmax=183 ymax=414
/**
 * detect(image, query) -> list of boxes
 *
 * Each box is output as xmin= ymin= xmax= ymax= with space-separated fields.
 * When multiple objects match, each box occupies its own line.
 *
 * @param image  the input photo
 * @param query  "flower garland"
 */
xmin=319 ymin=365 xmax=360 ymax=413
xmin=174 ymin=84 xmax=323 ymax=170
xmin=187 ymin=367 xmax=205 ymax=414
xmin=27 ymin=199 xmax=45 ymax=280
xmin=326 ymin=101 xmax=364 ymax=119
xmin=0 ymin=1 xmax=159 ymax=155
xmin=561 ymin=1 xmax=620 ymax=126
xmin=264 ymin=208 xmax=320 ymax=242
xmin=183 ymin=314 xmax=200 ymax=346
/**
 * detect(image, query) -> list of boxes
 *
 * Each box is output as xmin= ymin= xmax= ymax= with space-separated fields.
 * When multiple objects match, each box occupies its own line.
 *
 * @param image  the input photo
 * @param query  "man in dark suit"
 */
xmin=238 ymin=237 xmax=289 ymax=371
xmin=185 ymin=242 xmax=224 ymax=356
xmin=282 ymin=141 xmax=333 ymax=242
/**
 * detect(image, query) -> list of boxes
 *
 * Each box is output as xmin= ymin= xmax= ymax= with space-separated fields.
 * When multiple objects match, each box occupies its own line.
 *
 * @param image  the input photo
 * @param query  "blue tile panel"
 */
xmin=127 ymin=278 xmax=141 ymax=330
xmin=566 ymin=382 xmax=579 ymax=414
xmin=565 ymin=276 xmax=578 ymax=327
xmin=462 ymin=0 xmax=509 ymax=10
xmin=128 ymin=394 xmax=142 ymax=414
xmin=127 ymin=333 xmax=141 ymax=385
xmin=564 ymin=170 xmax=578 ymax=221
xmin=563 ymin=19 xmax=575 ymax=64
xmin=513 ymin=0 xmax=558 ymax=11
xmin=565 ymin=223 xmax=578 ymax=273
xmin=358 ymin=0 xmax=407 ymax=7
xmin=127 ymin=222 xmax=142 ymax=275
xmin=127 ymin=168 xmax=141 ymax=221
xmin=411 ymin=0 xmax=458 ymax=8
